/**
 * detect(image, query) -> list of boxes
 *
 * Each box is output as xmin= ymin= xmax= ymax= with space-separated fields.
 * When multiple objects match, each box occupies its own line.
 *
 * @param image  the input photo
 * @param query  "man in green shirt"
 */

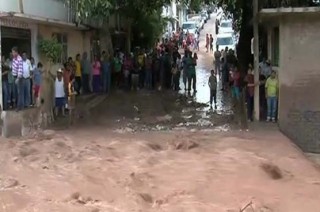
xmin=265 ymin=70 xmax=279 ymax=122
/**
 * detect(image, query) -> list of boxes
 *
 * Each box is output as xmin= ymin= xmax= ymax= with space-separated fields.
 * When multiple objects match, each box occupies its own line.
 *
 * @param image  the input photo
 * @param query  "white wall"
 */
xmin=0 ymin=0 xmax=69 ymax=22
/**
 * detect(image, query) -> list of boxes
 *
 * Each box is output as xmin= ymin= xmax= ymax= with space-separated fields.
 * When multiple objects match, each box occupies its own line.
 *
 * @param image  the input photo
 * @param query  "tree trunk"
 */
xmin=235 ymin=0 xmax=253 ymax=129
xmin=101 ymin=23 xmax=114 ymax=56
xmin=236 ymin=0 xmax=253 ymax=74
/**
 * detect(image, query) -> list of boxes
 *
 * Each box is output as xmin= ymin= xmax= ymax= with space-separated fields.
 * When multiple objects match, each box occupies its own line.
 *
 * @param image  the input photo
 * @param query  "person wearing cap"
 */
xmin=54 ymin=68 xmax=66 ymax=116
xmin=259 ymin=58 xmax=272 ymax=78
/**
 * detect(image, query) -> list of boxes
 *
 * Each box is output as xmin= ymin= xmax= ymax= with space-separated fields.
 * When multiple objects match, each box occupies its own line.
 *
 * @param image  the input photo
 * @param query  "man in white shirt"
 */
xmin=22 ymin=52 xmax=31 ymax=107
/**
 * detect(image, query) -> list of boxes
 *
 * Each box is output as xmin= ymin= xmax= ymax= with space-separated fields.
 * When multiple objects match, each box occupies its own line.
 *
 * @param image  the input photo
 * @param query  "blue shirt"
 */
xmin=33 ymin=68 xmax=42 ymax=85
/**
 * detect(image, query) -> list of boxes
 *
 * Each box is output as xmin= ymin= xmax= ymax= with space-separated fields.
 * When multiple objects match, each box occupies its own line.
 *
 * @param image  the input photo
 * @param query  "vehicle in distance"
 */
xmin=216 ymin=33 xmax=236 ymax=52
xmin=182 ymin=21 xmax=198 ymax=35
xmin=219 ymin=20 xmax=233 ymax=34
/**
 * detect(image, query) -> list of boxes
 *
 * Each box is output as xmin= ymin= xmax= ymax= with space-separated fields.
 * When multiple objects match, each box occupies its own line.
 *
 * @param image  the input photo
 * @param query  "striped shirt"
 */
xmin=12 ymin=55 xmax=23 ymax=78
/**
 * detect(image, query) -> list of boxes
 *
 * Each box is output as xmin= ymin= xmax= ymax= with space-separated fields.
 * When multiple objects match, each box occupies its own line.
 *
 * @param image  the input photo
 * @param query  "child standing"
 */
xmin=171 ymin=63 xmax=180 ymax=91
xmin=54 ymin=69 xmax=66 ymax=117
xmin=68 ymin=74 xmax=76 ymax=125
xmin=208 ymin=70 xmax=217 ymax=107
xmin=32 ymin=62 xmax=43 ymax=106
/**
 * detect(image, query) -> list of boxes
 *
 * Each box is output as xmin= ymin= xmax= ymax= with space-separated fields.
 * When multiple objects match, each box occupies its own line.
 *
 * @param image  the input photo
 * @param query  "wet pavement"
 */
xmin=55 ymin=15 xmax=234 ymax=132
xmin=178 ymin=15 xmax=232 ymax=112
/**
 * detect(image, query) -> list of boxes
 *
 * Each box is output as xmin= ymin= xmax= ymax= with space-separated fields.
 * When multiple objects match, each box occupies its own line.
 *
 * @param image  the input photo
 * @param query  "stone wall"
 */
xmin=278 ymin=13 xmax=320 ymax=153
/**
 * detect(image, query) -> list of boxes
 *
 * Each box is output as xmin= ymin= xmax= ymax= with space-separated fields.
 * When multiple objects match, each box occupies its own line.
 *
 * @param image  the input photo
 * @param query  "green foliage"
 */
xmin=131 ymin=9 xmax=167 ymax=48
xmin=38 ymin=38 xmax=63 ymax=63
xmin=66 ymin=0 xmax=174 ymax=21
xmin=189 ymin=0 xmax=203 ymax=12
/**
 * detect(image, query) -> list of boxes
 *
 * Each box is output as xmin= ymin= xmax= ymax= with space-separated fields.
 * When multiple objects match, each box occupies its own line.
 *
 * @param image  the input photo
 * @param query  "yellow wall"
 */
xmin=37 ymin=24 xmax=92 ymax=62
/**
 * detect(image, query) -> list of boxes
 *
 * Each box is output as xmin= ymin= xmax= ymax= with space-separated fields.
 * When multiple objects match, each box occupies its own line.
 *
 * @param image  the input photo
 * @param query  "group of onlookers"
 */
xmin=1 ymin=47 xmax=42 ymax=111
xmin=212 ymin=46 xmax=279 ymax=123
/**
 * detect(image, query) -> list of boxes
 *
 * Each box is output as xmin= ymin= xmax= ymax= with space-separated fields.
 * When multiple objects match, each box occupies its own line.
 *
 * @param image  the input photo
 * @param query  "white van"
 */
xmin=216 ymin=33 xmax=236 ymax=52
xmin=219 ymin=20 xmax=233 ymax=34
xmin=182 ymin=21 xmax=198 ymax=35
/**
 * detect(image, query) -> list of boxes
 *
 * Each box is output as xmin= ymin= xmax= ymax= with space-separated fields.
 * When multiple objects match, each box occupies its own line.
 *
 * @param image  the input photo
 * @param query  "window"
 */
xmin=217 ymin=37 xmax=234 ymax=46
xmin=220 ymin=21 xmax=232 ymax=28
xmin=182 ymin=23 xmax=196 ymax=29
xmin=52 ymin=33 xmax=68 ymax=63
xmin=272 ymin=27 xmax=279 ymax=66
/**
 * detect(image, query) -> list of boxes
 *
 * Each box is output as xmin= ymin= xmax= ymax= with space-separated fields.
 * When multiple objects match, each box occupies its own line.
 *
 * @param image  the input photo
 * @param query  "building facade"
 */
xmin=0 ymin=0 xmax=93 ymax=64
xmin=260 ymin=7 xmax=320 ymax=153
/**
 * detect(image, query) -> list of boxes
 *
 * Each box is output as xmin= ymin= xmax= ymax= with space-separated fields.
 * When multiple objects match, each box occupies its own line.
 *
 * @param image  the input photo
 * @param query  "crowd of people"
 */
xmin=2 ymin=31 xmax=278 ymax=124
xmin=1 ymin=47 xmax=41 ymax=111
xmin=212 ymin=45 xmax=279 ymax=123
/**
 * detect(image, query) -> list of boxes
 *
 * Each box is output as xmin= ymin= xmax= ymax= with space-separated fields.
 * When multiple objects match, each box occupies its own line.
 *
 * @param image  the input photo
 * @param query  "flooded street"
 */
xmin=63 ymin=15 xmax=234 ymax=133
xmin=1 ymin=15 xmax=320 ymax=212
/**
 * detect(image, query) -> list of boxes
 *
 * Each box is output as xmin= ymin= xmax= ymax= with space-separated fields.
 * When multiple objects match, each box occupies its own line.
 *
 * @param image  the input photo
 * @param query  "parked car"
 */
xmin=201 ymin=11 xmax=209 ymax=23
xmin=189 ymin=16 xmax=204 ymax=30
xmin=182 ymin=21 xmax=198 ymax=35
xmin=219 ymin=20 xmax=234 ymax=34
xmin=216 ymin=33 xmax=236 ymax=52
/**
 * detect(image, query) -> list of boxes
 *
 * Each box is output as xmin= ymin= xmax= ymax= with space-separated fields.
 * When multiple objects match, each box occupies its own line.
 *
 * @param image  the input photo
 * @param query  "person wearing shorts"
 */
xmin=54 ymin=68 xmax=66 ymax=116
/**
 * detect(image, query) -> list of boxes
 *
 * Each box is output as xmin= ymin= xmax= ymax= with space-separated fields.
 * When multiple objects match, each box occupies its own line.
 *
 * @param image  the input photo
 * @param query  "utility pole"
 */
xmin=253 ymin=0 xmax=260 ymax=121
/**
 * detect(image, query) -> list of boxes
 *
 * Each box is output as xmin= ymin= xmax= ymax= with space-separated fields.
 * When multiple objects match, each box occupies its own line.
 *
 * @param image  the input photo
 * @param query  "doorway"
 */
xmin=1 ymin=26 xmax=31 ymax=59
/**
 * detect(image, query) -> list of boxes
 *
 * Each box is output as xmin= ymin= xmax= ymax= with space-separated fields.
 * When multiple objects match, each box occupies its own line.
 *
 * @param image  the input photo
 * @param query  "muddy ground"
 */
xmin=1 ymin=129 xmax=320 ymax=212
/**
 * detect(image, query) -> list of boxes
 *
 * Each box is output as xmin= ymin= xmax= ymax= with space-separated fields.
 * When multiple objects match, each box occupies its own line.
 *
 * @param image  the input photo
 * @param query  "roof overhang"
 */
xmin=259 ymin=6 xmax=320 ymax=20
xmin=0 ymin=11 xmax=88 ymax=30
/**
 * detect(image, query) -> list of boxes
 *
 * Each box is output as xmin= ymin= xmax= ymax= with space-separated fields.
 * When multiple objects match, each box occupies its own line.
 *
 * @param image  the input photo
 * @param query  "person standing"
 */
xmin=208 ymin=69 xmax=217 ymax=108
xmin=145 ymin=54 xmax=153 ymax=89
xmin=30 ymin=57 xmax=36 ymax=105
xmin=74 ymin=54 xmax=82 ymax=95
xmin=245 ymin=64 xmax=255 ymax=121
xmin=209 ymin=34 xmax=214 ymax=52
xmin=81 ymin=52 xmax=91 ymax=94
xmin=265 ymin=70 xmax=279 ymax=122
xmin=22 ymin=52 xmax=32 ymax=108
xmin=205 ymin=34 xmax=209 ymax=52
xmin=5 ymin=55 xmax=15 ymax=109
xmin=54 ymin=69 xmax=66 ymax=117
xmin=113 ymin=53 xmax=122 ymax=88
xmin=91 ymin=55 xmax=101 ymax=93
xmin=1 ymin=56 xmax=9 ymax=110
xmin=102 ymin=52 xmax=111 ymax=93
xmin=32 ymin=62 xmax=43 ymax=106
xmin=11 ymin=47 xmax=24 ymax=110
xmin=214 ymin=47 xmax=222 ymax=78
xmin=187 ymin=51 xmax=197 ymax=93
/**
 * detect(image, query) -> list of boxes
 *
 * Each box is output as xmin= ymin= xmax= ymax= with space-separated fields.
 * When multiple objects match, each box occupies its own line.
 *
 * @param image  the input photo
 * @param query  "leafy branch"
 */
xmin=38 ymin=38 xmax=63 ymax=64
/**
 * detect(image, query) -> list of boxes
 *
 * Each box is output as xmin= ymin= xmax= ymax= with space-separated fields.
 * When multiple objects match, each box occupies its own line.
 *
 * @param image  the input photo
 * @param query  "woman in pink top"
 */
xmin=92 ymin=55 xmax=101 ymax=93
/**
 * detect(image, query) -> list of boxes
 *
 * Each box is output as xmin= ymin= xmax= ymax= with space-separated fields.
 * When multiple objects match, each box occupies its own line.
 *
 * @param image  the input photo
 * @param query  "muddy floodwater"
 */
xmin=1 ymin=130 xmax=320 ymax=212
xmin=1 ymin=14 xmax=320 ymax=212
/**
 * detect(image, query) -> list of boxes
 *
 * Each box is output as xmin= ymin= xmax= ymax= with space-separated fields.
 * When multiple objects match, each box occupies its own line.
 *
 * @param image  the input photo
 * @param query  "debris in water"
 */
xmin=260 ymin=162 xmax=283 ymax=180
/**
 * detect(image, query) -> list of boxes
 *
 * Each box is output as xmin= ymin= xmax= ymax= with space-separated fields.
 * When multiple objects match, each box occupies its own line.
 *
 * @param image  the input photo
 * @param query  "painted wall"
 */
xmin=277 ymin=13 xmax=320 ymax=153
xmin=38 ymin=24 xmax=91 ymax=63
xmin=0 ymin=0 xmax=69 ymax=22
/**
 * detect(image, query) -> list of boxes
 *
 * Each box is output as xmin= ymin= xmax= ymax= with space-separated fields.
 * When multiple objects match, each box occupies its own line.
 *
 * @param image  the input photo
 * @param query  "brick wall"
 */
xmin=278 ymin=13 xmax=320 ymax=153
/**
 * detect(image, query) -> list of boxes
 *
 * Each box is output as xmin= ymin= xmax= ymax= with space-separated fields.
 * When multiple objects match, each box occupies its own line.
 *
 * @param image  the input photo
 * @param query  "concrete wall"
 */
xmin=0 ymin=0 xmax=69 ymax=22
xmin=278 ymin=13 xmax=320 ymax=153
